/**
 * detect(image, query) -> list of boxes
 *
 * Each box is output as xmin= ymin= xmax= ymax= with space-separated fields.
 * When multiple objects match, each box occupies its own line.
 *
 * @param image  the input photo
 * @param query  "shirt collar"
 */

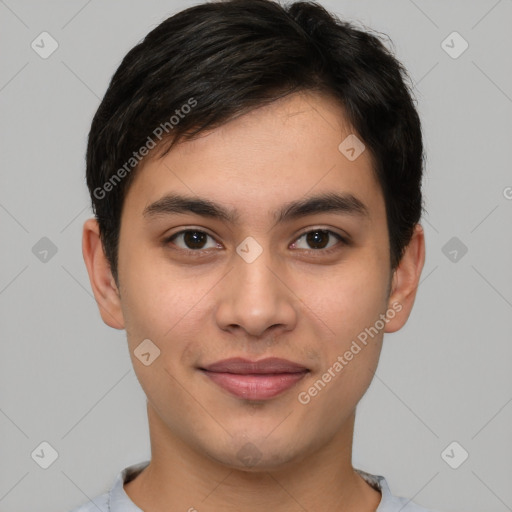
xmin=108 ymin=461 xmax=149 ymax=511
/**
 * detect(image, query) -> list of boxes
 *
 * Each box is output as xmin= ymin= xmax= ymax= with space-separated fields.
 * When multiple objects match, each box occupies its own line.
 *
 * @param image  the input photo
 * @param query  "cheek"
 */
xmin=117 ymin=241 xmax=192 ymax=339
xmin=301 ymin=258 xmax=390 ymax=346
xmin=295 ymin=263 xmax=388 ymax=423
xmin=119 ymin=268 xmax=214 ymax=382
xmin=304 ymin=255 xmax=390 ymax=405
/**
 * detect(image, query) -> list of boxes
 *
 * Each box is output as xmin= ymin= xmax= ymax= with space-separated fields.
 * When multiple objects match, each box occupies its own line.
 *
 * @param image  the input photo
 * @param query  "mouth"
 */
xmin=199 ymin=357 xmax=310 ymax=400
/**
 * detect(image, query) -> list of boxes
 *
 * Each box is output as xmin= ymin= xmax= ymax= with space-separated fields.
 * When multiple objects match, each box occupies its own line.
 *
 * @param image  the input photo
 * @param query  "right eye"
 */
xmin=164 ymin=230 xmax=222 ymax=251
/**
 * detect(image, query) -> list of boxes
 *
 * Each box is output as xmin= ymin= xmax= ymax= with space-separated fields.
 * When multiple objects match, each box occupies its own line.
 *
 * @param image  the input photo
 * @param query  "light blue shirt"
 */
xmin=70 ymin=461 xmax=438 ymax=512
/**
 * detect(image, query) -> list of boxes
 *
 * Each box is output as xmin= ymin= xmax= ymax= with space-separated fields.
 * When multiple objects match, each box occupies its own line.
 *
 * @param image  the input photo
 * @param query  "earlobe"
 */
xmin=82 ymin=218 xmax=125 ymax=330
xmin=384 ymin=223 xmax=425 ymax=333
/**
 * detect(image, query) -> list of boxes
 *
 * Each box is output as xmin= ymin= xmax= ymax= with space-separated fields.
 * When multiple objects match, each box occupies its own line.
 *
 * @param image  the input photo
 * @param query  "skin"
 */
xmin=83 ymin=90 xmax=425 ymax=512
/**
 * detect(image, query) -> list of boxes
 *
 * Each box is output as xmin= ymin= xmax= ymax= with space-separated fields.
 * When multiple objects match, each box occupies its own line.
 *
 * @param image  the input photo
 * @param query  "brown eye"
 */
xmin=167 ymin=230 xmax=218 ymax=250
xmin=292 ymin=229 xmax=344 ymax=251
xmin=183 ymin=231 xmax=207 ymax=249
xmin=306 ymin=230 xmax=330 ymax=249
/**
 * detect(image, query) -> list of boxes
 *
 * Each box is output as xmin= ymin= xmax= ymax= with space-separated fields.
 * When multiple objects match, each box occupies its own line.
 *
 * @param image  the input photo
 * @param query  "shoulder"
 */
xmin=68 ymin=460 xmax=150 ymax=512
xmin=69 ymin=492 xmax=110 ymax=512
xmin=380 ymin=494 xmax=439 ymax=512
xmin=356 ymin=469 xmax=440 ymax=512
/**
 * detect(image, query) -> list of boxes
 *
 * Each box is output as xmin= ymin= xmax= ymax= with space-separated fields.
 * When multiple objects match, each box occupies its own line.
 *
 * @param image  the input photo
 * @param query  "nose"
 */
xmin=214 ymin=244 xmax=298 ymax=338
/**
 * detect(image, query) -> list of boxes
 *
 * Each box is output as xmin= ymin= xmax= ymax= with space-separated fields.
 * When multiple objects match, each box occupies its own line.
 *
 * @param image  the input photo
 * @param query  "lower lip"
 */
xmin=201 ymin=370 xmax=308 ymax=400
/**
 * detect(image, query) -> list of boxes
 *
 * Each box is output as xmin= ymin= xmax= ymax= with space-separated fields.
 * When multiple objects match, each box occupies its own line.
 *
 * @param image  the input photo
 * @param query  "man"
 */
xmin=74 ymin=0 xmax=434 ymax=510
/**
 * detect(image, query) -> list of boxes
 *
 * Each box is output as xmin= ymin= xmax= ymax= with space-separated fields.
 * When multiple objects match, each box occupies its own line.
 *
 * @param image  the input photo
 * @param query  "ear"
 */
xmin=82 ymin=218 xmax=125 ymax=330
xmin=384 ymin=223 xmax=425 ymax=333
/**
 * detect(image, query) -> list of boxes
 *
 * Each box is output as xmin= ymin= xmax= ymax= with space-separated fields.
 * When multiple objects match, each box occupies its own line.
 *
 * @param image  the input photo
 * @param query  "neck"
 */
xmin=124 ymin=404 xmax=381 ymax=512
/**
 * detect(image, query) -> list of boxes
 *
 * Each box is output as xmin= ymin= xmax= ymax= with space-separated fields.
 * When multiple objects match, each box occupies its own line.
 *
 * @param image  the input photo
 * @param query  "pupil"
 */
xmin=184 ymin=231 xmax=206 ymax=249
xmin=307 ymin=230 xmax=329 ymax=249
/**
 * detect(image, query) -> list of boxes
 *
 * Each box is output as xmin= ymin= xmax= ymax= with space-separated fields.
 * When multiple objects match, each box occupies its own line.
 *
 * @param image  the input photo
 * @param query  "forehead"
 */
xmin=122 ymin=91 xmax=384 ymax=224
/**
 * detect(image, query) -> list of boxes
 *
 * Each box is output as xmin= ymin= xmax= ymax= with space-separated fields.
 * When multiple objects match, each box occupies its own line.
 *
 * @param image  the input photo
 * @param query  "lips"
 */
xmin=202 ymin=357 xmax=308 ymax=374
xmin=200 ymin=357 xmax=309 ymax=400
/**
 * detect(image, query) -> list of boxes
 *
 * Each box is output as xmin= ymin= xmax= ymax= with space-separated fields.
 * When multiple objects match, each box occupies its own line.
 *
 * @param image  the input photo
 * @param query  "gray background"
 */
xmin=1 ymin=1 xmax=511 ymax=511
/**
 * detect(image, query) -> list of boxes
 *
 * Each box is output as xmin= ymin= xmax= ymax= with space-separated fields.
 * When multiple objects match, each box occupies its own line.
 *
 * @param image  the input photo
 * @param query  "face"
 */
xmin=92 ymin=91 xmax=415 ymax=471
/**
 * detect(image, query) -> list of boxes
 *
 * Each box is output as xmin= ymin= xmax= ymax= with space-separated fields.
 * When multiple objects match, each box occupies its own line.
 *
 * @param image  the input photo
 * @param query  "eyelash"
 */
xmin=163 ymin=228 xmax=348 ymax=257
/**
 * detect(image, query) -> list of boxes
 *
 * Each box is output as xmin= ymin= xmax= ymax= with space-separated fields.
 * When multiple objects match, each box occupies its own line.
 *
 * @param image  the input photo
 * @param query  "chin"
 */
xmin=201 ymin=434 xmax=309 ymax=473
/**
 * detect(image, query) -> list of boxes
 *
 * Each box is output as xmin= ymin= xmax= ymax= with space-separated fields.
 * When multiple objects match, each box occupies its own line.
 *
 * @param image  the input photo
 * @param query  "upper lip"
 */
xmin=201 ymin=357 xmax=309 ymax=374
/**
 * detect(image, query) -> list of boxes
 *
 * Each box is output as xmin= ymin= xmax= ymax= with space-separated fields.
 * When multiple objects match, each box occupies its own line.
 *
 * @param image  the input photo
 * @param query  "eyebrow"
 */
xmin=142 ymin=192 xmax=369 ymax=225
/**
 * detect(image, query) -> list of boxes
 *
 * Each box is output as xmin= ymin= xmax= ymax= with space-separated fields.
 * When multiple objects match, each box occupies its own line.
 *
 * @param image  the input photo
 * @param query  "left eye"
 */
xmin=291 ymin=230 xmax=343 ymax=251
